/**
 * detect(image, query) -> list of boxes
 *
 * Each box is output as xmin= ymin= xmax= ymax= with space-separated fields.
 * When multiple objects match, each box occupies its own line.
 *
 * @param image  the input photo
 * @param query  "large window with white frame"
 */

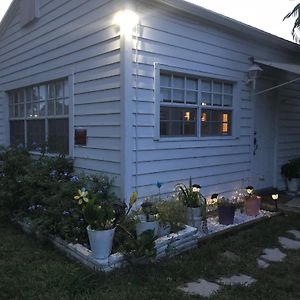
xmin=159 ymin=71 xmax=234 ymax=137
xmin=8 ymin=78 xmax=69 ymax=154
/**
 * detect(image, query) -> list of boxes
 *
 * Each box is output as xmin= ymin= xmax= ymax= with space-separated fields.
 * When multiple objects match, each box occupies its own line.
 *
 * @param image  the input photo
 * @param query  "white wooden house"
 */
xmin=0 ymin=0 xmax=299 ymax=201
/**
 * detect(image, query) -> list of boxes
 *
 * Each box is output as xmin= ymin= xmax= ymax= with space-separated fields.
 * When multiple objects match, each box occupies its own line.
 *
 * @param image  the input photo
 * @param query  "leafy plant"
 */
xmin=175 ymin=176 xmax=205 ymax=208
xmin=141 ymin=201 xmax=159 ymax=222
xmin=217 ymin=197 xmax=236 ymax=207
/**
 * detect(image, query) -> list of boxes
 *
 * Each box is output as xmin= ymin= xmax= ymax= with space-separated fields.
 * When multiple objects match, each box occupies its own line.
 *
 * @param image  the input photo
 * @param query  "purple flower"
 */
xmin=63 ymin=211 xmax=70 ymax=216
xmin=70 ymin=175 xmax=79 ymax=182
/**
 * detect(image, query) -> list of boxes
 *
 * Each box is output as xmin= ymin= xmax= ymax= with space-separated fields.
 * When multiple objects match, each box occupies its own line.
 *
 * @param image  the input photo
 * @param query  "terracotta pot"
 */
xmin=244 ymin=195 xmax=261 ymax=216
xmin=218 ymin=205 xmax=235 ymax=225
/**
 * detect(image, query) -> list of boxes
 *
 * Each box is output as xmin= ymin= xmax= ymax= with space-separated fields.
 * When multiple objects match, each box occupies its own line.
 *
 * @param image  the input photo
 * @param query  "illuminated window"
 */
xmin=160 ymin=71 xmax=233 ymax=137
xmin=8 ymin=79 xmax=69 ymax=154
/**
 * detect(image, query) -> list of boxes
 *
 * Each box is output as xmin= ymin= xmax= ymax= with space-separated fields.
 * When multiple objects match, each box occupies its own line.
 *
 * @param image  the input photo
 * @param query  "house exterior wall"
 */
xmin=0 ymin=0 xmax=124 ymax=194
xmin=277 ymin=80 xmax=300 ymax=189
xmin=130 ymin=0 xmax=300 ymax=198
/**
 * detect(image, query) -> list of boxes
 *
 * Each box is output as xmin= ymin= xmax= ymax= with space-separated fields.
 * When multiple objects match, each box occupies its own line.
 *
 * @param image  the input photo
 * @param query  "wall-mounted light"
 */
xmin=114 ymin=10 xmax=139 ymax=36
xmin=246 ymin=64 xmax=263 ymax=90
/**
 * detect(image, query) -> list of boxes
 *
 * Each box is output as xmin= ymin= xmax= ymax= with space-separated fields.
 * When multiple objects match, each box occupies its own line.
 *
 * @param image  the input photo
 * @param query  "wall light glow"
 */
xmin=114 ymin=10 xmax=139 ymax=35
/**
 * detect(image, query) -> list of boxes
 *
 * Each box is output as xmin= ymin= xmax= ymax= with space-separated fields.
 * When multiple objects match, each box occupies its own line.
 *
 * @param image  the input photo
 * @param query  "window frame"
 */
xmin=7 ymin=76 xmax=73 ymax=156
xmin=154 ymin=63 xmax=241 ymax=141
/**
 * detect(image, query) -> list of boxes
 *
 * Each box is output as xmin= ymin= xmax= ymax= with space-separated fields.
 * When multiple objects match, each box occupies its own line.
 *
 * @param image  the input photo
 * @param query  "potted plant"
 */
xmin=136 ymin=201 xmax=159 ymax=237
xmin=74 ymin=188 xmax=116 ymax=259
xmin=175 ymin=177 xmax=205 ymax=230
xmin=243 ymin=186 xmax=261 ymax=216
xmin=217 ymin=197 xmax=236 ymax=225
xmin=281 ymin=160 xmax=299 ymax=192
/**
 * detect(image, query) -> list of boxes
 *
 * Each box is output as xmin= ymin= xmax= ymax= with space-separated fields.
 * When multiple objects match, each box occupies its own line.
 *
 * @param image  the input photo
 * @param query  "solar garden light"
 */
xmin=211 ymin=193 xmax=218 ymax=205
xmin=271 ymin=192 xmax=279 ymax=211
xmin=246 ymin=185 xmax=254 ymax=195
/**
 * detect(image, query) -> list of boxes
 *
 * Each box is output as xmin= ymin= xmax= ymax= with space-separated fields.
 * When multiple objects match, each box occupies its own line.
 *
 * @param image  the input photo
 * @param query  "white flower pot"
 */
xmin=136 ymin=221 xmax=159 ymax=237
xmin=87 ymin=226 xmax=115 ymax=259
xmin=287 ymin=178 xmax=298 ymax=193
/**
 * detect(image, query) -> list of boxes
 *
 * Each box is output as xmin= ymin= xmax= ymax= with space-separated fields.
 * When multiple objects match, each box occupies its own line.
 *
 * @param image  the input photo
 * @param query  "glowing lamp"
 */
xmin=246 ymin=186 xmax=254 ymax=195
xmin=114 ymin=10 xmax=139 ymax=35
xmin=272 ymin=192 xmax=279 ymax=211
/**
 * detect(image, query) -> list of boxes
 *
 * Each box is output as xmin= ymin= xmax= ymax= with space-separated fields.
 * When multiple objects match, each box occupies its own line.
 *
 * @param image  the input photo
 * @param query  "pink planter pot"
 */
xmin=244 ymin=196 xmax=261 ymax=216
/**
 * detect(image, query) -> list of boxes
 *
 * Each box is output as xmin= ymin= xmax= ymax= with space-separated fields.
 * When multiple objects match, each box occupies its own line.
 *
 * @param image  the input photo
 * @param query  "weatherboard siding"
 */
xmin=0 ymin=0 xmax=123 ymax=193
xmin=130 ymin=1 xmax=299 ymax=197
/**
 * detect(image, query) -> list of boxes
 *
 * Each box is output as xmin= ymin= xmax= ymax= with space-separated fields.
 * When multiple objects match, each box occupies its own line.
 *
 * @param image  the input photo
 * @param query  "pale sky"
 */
xmin=0 ymin=0 xmax=298 ymax=42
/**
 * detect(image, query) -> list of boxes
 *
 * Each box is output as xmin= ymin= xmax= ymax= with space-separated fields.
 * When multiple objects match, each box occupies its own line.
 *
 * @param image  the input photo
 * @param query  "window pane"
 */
xmin=223 ymin=95 xmax=233 ymax=107
xmin=187 ymin=78 xmax=197 ymax=90
xmin=48 ymin=100 xmax=55 ymax=115
xmin=173 ymin=76 xmax=184 ymax=89
xmin=26 ymin=102 xmax=32 ymax=117
xmin=213 ymin=81 xmax=222 ymax=93
xmin=201 ymin=109 xmax=231 ymax=136
xmin=27 ymin=120 xmax=45 ymax=151
xmin=160 ymin=88 xmax=171 ymax=102
xmin=161 ymin=74 xmax=172 ymax=87
xmin=64 ymin=98 xmax=69 ymax=115
xmin=213 ymin=94 xmax=222 ymax=106
xmin=32 ymin=86 xmax=39 ymax=101
xmin=48 ymin=118 xmax=69 ymax=154
xmin=55 ymin=99 xmax=64 ymax=115
xmin=160 ymin=106 xmax=197 ymax=137
xmin=49 ymin=83 xmax=56 ymax=99
xmin=10 ymin=120 xmax=25 ymax=147
xmin=201 ymin=92 xmax=212 ymax=105
xmin=173 ymin=89 xmax=184 ymax=103
xmin=39 ymin=85 xmax=47 ymax=101
xmin=186 ymin=91 xmax=197 ymax=104
xmin=224 ymin=83 xmax=233 ymax=94
xmin=56 ymin=81 xmax=64 ymax=98
xmin=202 ymin=80 xmax=212 ymax=92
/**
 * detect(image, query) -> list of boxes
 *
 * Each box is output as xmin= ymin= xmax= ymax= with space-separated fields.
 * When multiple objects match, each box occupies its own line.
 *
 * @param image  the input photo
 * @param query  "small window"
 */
xmin=159 ymin=71 xmax=234 ymax=138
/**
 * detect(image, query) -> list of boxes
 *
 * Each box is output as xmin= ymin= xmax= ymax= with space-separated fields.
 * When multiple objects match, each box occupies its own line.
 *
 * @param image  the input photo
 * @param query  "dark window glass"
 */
xmin=10 ymin=120 xmax=25 ymax=147
xmin=27 ymin=120 xmax=45 ymax=151
xmin=48 ymin=119 xmax=69 ymax=154
xmin=160 ymin=106 xmax=197 ymax=137
xmin=201 ymin=109 xmax=232 ymax=136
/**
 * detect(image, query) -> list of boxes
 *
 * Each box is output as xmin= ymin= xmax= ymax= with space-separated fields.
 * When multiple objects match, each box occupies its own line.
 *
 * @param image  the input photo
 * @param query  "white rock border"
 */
xmin=16 ymin=209 xmax=277 ymax=272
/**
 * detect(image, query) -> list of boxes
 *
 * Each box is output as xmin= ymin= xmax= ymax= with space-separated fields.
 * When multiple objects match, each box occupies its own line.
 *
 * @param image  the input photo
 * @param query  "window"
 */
xmin=159 ymin=71 xmax=233 ymax=137
xmin=8 ymin=79 xmax=69 ymax=154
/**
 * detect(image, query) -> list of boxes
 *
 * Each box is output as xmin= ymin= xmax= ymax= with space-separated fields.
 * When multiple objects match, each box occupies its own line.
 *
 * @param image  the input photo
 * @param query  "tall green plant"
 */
xmin=283 ymin=3 xmax=300 ymax=42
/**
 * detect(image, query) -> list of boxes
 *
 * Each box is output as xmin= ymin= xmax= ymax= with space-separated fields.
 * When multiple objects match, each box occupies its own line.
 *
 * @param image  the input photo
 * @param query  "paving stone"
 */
xmin=222 ymin=251 xmax=240 ymax=262
xmin=178 ymin=279 xmax=221 ymax=298
xmin=257 ymin=258 xmax=270 ymax=269
xmin=216 ymin=274 xmax=256 ymax=287
xmin=260 ymin=248 xmax=286 ymax=262
xmin=278 ymin=237 xmax=300 ymax=250
xmin=286 ymin=198 xmax=300 ymax=208
xmin=287 ymin=229 xmax=300 ymax=240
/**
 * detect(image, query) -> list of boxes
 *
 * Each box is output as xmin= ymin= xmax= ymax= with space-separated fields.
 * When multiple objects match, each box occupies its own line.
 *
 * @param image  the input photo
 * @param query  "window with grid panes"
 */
xmin=8 ymin=79 xmax=69 ymax=154
xmin=160 ymin=71 xmax=233 ymax=137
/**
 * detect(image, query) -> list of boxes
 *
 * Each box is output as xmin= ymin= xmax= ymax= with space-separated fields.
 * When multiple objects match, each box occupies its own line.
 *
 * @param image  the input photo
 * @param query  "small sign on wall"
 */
xmin=75 ymin=128 xmax=87 ymax=146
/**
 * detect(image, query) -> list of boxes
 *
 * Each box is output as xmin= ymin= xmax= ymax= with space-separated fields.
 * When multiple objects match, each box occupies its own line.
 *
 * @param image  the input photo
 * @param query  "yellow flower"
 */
xmin=74 ymin=189 xmax=89 ymax=204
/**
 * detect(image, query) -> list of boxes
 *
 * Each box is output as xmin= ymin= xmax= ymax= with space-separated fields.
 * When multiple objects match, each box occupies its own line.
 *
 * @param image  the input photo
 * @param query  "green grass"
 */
xmin=1 ymin=213 xmax=300 ymax=300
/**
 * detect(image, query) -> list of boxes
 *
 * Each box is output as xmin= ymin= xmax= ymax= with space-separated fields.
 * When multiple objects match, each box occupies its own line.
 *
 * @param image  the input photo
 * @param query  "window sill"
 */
xmin=154 ymin=136 xmax=239 ymax=142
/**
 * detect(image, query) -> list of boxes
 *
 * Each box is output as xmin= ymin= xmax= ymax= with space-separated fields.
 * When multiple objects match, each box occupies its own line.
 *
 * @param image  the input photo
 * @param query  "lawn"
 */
xmin=1 ymin=213 xmax=300 ymax=300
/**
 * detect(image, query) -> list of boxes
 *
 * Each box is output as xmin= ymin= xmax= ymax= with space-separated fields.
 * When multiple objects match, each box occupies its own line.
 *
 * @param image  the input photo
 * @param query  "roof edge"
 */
xmin=0 ymin=0 xmax=18 ymax=39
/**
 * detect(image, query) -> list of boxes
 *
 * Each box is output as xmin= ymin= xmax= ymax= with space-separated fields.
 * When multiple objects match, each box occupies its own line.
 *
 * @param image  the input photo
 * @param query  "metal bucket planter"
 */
xmin=218 ymin=205 xmax=235 ymax=225
xmin=244 ymin=195 xmax=261 ymax=216
xmin=136 ymin=221 xmax=159 ymax=237
xmin=186 ymin=207 xmax=202 ymax=230
xmin=87 ymin=226 xmax=115 ymax=259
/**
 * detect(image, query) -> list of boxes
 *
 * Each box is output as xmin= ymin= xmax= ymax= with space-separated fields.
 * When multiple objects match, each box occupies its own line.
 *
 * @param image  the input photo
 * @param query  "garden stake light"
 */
xmin=246 ymin=185 xmax=254 ymax=195
xmin=272 ymin=193 xmax=279 ymax=211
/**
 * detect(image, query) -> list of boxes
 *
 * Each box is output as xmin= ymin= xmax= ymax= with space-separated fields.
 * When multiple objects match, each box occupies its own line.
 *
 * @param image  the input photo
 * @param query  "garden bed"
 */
xmin=16 ymin=209 xmax=278 ymax=272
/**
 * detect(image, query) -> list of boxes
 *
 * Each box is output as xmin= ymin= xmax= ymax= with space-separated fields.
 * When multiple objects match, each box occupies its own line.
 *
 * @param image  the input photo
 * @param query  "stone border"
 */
xmin=16 ymin=209 xmax=278 ymax=272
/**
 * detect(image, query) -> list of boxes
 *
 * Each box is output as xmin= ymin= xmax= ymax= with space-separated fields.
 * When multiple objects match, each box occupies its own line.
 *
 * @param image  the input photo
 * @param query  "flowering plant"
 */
xmin=175 ymin=177 xmax=205 ymax=208
xmin=74 ymin=188 xmax=116 ymax=230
